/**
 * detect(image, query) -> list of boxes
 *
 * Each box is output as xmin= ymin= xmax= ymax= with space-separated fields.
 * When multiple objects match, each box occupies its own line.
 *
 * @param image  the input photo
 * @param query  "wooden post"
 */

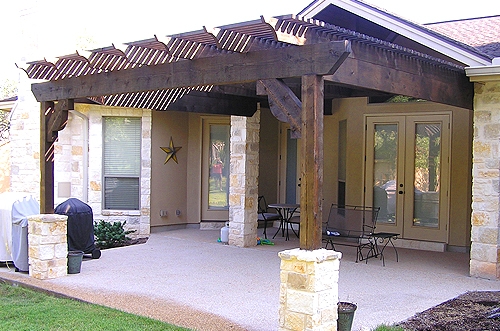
xmin=299 ymin=75 xmax=324 ymax=250
xmin=40 ymin=101 xmax=55 ymax=213
xmin=40 ymin=99 xmax=71 ymax=213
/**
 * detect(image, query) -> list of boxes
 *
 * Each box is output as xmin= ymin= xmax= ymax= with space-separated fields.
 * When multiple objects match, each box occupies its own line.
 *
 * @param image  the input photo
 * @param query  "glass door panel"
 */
xmin=373 ymin=123 xmax=398 ymax=224
xmin=208 ymin=124 xmax=230 ymax=209
xmin=403 ymin=115 xmax=449 ymax=242
xmin=365 ymin=116 xmax=405 ymax=236
xmin=201 ymin=118 xmax=230 ymax=221
xmin=412 ymin=123 xmax=441 ymax=228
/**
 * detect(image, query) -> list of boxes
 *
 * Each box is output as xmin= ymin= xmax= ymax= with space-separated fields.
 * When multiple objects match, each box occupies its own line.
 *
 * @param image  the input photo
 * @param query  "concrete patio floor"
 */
xmin=1 ymin=226 xmax=499 ymax=331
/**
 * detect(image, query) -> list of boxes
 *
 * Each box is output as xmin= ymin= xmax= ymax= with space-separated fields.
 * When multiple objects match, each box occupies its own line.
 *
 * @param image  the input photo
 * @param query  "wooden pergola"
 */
xmin=25 ymin=16 xmax=473 ymax=250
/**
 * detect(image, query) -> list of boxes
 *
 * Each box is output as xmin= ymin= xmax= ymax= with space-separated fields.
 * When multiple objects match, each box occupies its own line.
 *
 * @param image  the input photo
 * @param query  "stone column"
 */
xmin=229 ymin=110 xmax=260 ymax=247
xmin=28 ymin=214 xmax=68 ymax=280
xmin=470 ymin=80 xmax=500 ymax=280
xmin=279 ymin=248 xmax=342 ymax=331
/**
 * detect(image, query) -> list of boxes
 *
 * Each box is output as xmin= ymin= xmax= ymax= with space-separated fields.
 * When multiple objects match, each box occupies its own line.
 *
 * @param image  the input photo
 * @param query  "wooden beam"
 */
xmin=31 ymin=41 xmax=351 ymax=102
xmin=166 ymin=91 xmax=261 ymax=116
xmin=324 ymin=43 xmax=473 ymax=109
xmin=256 ymin=79 xmax=302 ymax=138
xmin=299 ymin=75 xmax=324 ymax=250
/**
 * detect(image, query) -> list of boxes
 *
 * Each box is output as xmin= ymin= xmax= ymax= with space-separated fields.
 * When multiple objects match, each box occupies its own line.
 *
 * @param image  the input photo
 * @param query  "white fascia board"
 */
xmin=466 ymin=65 xmax=500 ymax=82
xmin=0 ymin=100 xmax=16 ymax=112
xmin=299 ymin=0 xmax=490 ymax=67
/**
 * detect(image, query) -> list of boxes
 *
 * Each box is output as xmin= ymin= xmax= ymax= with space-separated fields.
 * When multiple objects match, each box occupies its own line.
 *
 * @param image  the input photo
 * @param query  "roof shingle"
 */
xmin=425 ymin=15 xmax=500 ymax=58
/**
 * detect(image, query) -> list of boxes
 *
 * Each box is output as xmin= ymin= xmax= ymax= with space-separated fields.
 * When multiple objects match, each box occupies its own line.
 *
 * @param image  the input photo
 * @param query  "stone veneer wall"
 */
xmin=228 ymin=110 xmax=260 ymax=247
xmin=9 ymin=81 xmax=41 ymax=200
xmin=28 ymin=214 xmax=68 ymax=280
xmin=471 ymin=80 xmax=500 ymax=280
xmin=10 ymin=92 xmax=151 ymax=238
xmin=55 ymin=105 xmax=152 ymax=238
xmin=279 ymin=248 xmax=341 ymax=331
xmin=54 ymin=111 xmax=86 ymax=204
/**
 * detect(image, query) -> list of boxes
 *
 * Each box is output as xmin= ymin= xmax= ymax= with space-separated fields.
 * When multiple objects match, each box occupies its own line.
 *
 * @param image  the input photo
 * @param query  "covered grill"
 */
xmin=55 ymin=198 xmax=101 ymax=259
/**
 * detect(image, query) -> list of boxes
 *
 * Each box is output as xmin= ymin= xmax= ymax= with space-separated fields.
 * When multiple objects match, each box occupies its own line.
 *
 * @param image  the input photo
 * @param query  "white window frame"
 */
xmin=102 ymin=116 xmax=142 ymax=210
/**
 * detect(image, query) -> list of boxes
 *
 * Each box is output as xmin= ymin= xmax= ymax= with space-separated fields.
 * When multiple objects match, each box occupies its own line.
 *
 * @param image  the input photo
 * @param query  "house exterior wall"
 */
xmin=54 ymin=104 xmax=152 ymax=238
xmin=150 ymin=110 xmax=190 ymax=227
xmin=9 ymin=81 xmax=41 ymax=199
xmin=470 ymin=79 xmax=500 ymax=280
xmin=258 ymin=109 xmax=280 ymax=204
xmin=150 ymin=109 xmax=280 ymax=229
xmin=9 ymin=90 xmax=472 ymax=249
xmin=329 ymin=97 xmax=473 ymax=249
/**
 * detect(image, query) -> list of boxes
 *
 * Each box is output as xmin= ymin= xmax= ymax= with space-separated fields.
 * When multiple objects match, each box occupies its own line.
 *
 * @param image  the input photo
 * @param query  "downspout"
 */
xmin=69 ymin=110 xmax=89 ymax=203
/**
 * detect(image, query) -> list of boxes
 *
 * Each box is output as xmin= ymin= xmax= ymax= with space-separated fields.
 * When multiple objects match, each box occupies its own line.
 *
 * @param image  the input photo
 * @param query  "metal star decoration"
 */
xmin=160 ymin=137 xmax=182 ymax=164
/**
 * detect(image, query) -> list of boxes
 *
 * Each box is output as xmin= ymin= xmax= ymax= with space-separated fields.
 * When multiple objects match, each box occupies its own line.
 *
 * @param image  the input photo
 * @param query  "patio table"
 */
xmin=371 ymin=232 xmax=399 ymax=266
xmin=268 ymin=203 xmax=300 ymax=241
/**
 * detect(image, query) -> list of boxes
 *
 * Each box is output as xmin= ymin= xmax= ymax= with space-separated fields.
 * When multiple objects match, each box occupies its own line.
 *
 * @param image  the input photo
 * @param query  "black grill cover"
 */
xmin=55 ymin=198 xmax=96 ymax=254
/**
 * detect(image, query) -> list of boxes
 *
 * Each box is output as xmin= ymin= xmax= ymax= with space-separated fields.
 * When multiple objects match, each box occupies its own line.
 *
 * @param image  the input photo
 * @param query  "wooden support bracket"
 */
xmin=256 ymin=79 xmax=302 ymax=138
xmin=46 ymin=99 xmax=73 ymax=142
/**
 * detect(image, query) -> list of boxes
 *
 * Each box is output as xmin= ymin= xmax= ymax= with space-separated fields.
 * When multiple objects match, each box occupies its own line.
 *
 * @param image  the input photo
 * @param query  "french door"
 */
xmin=201 ymin=118 xmax=230 ymax=221
xmin=365 ymin=114 xmax=450 ymax=242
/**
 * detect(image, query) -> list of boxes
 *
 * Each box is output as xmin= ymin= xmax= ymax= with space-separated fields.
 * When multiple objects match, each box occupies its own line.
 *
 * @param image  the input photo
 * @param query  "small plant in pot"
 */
xmin=94 ymin=220 xmax=136 ymax=249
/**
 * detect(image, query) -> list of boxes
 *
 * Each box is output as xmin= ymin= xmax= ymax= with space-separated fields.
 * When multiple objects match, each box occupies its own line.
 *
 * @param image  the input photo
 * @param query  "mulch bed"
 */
xmin=398 ymin=291 xmax=500 ymax=331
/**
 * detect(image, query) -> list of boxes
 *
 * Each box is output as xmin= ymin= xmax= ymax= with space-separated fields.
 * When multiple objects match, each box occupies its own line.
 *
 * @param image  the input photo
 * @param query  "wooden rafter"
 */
xmin=324 ymin=43 xmax=473 ymax=110
xmin=31 ymin=41 xmax=351 ymax=102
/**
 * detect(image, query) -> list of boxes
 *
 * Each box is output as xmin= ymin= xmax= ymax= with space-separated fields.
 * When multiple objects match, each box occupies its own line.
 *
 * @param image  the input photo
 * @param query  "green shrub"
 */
xmin=94 ymin=220 xmax=135 ymax=249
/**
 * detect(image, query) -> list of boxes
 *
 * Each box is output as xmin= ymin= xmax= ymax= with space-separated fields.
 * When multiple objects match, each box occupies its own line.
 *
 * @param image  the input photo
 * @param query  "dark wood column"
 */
xmin=40 ymin=101 xmax=55 ymax=213
xmin=299 ymin=75 xmax=324 ymax=250
xmin=40 ymin=99 xmax=71 ymax=213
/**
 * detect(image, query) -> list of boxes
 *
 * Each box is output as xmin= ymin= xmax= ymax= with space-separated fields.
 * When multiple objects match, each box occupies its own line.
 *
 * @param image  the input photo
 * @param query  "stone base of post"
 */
xmin=28 ymin=214 xmax=68 ymax=280
xmin=279 ymin=248 xmax=342 ymax=331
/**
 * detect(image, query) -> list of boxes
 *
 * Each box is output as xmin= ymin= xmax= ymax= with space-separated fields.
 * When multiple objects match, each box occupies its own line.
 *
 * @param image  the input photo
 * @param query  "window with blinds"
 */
xmin=103 ymin=117 xmax=141 ymax=210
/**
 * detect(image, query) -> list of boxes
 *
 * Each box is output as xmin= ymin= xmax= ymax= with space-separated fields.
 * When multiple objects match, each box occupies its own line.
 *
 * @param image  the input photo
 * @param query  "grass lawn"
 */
xmin=0 ymin=282 xmax=192 ymax=331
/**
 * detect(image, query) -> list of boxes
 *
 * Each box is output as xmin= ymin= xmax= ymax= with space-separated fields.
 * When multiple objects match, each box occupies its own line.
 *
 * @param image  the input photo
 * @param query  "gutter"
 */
xmin=465 ymin=59 xmax=500 ymax=81
xmin=69 ymin=109 xmax=89 ymax=203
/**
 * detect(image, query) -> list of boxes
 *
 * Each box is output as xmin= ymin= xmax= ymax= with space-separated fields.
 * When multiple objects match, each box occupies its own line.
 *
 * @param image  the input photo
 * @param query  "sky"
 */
xmin=1 ymin=0 xmax=499 ymax=89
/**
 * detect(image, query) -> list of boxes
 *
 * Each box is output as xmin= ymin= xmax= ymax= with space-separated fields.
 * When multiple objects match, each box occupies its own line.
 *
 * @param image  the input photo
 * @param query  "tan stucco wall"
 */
xmin=449 ymin=107 xmax=473 ymax=247
xmin=147 ymin=97 xmax=472 ymax=248
xmin=150 ymin=110 xmax=190 ymax=227
xmin=323 ymin=112 xmax=338 ymax=219
xmin=150 ymin=109 xmax=281 ymax=227
xmin=329 ymin=97 xmax=472 ymax=247
xmin=258 ymin=108 xmax=280 ymax=204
